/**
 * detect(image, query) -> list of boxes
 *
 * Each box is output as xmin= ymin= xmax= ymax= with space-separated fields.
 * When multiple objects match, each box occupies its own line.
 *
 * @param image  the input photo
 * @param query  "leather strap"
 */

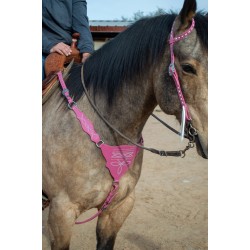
xmin=80 ymin=66 xmax=194 ymax=158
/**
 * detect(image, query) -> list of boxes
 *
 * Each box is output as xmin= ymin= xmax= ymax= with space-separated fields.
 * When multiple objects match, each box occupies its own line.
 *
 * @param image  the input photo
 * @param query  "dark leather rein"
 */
xmin=78 ymin=18 xmax=199 ymax=158
xmin=80 ymin=66 xmax=198 ymax=158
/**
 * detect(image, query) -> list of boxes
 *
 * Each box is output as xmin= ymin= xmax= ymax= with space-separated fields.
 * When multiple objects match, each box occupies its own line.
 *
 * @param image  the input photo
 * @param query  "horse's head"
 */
xmin=154 ymin=0 xmax=208 ymax=159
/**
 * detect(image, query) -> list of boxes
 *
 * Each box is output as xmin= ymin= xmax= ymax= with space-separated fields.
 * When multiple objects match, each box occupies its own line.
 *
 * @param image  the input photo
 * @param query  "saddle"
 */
xmin=42 ymin=33 xmax=82 ymax=102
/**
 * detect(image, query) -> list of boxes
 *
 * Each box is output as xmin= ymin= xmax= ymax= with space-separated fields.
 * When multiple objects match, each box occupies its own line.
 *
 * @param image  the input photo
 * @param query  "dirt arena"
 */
xmin=42 ymin=108 xmax=208 ymax=250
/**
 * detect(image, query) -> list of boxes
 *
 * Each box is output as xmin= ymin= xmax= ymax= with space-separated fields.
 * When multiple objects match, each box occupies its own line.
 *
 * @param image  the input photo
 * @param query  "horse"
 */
xmin=42 ymin=0 xmax=208 ymax=249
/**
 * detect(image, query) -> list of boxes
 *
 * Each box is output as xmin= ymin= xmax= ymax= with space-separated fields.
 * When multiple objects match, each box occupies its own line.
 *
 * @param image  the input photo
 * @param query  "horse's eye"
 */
xmin=181 ymin=64 xmax=197 ymax=75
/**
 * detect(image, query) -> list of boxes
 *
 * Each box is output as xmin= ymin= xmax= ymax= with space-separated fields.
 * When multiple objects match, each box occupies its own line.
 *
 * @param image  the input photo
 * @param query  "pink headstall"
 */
xmin=169 ymin=18 xmax=195 ymax=123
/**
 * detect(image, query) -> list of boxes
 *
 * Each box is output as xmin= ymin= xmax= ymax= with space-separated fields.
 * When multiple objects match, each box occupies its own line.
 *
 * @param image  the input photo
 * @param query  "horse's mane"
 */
xmin=66 ymin=12 xmax=208 ymax=104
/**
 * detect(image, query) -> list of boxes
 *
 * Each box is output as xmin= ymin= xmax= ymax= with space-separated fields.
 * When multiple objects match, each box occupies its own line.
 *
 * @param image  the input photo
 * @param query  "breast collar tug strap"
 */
xmin=57 ymin=71 xmax=143 ymax=224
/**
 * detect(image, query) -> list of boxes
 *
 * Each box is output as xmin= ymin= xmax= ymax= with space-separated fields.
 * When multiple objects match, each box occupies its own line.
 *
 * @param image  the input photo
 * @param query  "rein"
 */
xmin=80 ymin=67 xmax=195 ymax=158
xmin=77 ymin=19 xmax=198 ymax=158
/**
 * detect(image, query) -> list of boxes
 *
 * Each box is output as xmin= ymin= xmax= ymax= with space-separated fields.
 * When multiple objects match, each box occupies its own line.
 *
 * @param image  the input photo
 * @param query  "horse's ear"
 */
xmin=174 ymin=0 xmax=197 ymax=32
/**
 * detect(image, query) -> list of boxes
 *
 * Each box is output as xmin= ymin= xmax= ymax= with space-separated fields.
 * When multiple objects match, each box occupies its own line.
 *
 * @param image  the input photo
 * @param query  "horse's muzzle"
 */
xmin=196 ymin=134 xmax=208 ymax=159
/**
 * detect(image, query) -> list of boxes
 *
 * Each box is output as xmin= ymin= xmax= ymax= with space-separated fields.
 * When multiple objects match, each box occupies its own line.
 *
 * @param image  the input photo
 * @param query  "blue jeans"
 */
xmin=42 ymin=54 xmax=47 ymax=80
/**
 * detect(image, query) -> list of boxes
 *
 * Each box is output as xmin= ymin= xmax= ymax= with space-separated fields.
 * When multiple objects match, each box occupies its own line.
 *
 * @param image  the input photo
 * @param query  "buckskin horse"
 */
xmin=42 ymin=0 xmax=208 ymax=249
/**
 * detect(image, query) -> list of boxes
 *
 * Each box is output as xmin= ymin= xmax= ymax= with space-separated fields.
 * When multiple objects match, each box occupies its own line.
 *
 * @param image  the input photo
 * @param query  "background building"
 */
xmin=89 ymin=21 xmax=133 ymax=50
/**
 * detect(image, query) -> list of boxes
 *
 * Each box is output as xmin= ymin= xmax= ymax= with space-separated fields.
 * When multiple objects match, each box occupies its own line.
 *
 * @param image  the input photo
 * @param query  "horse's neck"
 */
xmin=80 ymin=78 xmax=157 ymax=145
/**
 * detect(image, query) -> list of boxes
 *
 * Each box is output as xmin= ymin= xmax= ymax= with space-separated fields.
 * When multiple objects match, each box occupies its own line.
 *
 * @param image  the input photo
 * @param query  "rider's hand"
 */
xmin=50 ymin=42 xmax=72 ymax=56
xmin=82 ymin=52 xmax=91 ymax=63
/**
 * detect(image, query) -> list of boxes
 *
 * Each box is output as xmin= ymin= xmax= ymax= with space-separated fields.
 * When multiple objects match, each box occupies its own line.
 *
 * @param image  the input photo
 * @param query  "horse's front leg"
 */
xmin=47 ymin=196 xmax=78 ymax=250
xmin=96 ymin=189 xmax=135 ymax=250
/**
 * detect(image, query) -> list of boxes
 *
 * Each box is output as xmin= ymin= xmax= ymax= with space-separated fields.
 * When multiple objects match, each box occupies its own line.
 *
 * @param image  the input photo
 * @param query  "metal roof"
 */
xmin=89 ymin=20 xmax=133 ymax=27
xmin=90 ymin=20 xmax=133 ymax=33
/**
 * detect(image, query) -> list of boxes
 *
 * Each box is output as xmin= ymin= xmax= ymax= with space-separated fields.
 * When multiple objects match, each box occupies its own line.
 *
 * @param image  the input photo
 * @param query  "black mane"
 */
xmin=66 ymin=12 xmax=208 ymax=104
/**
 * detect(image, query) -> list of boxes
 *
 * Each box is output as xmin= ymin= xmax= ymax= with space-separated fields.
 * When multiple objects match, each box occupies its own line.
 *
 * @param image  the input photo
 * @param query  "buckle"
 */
xmin=96 ymin=140 xmax=104 ymax=148
xmin=62 ymin=88 xmax=69 ymax=96
xmin=159 ymin=150 xmax=167 ymax=156
xmin=169 ymin=63 xmax=175 ymax=76
xmin=67 ymin=101 xmax=77 ymax=109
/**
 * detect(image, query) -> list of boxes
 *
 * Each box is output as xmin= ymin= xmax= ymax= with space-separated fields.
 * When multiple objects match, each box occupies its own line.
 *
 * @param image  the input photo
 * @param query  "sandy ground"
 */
xmin=42 ymin=108 xmax=208 ymax=250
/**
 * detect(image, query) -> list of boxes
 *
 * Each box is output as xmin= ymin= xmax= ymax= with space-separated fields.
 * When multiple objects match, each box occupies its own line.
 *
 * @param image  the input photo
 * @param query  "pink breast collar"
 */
xmin=57 ymin=71 xmax=142 ymax=224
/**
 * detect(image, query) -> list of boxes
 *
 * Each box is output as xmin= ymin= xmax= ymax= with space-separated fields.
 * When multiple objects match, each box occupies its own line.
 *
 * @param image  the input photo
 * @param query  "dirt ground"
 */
xmin=42 ymin=108 xmax=208 ymax=250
